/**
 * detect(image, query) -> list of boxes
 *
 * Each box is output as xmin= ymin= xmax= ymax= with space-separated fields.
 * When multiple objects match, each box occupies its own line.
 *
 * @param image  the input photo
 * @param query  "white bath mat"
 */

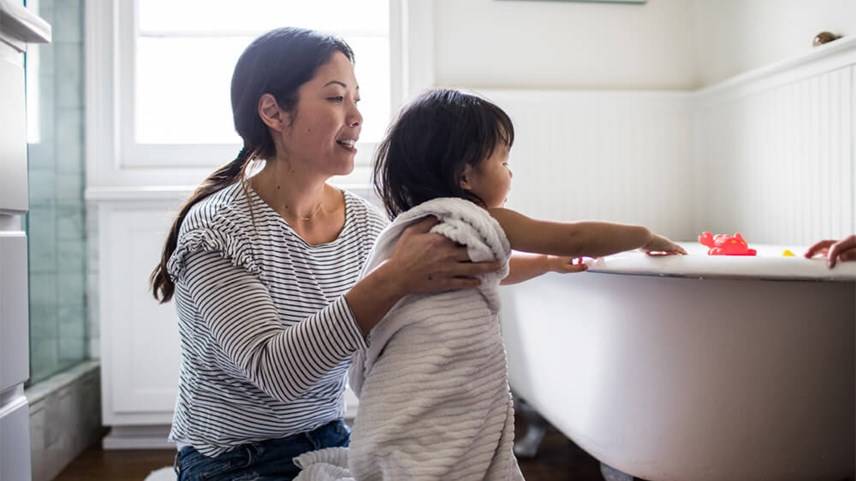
xmin=144 ymin=467 xmax=176 ymax=481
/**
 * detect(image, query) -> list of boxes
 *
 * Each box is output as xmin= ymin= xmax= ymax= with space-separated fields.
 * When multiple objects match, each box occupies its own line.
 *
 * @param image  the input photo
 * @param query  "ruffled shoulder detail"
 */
xmin=166 ymin=187 xmax=259 ymax=281
xmin=166 ymin=227 xmax=259 ymax=282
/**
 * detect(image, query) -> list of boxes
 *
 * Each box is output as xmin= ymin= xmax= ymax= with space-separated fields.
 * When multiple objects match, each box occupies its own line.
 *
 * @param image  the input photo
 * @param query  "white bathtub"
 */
xmin=500 ymin=244 xmax=855 ymax=481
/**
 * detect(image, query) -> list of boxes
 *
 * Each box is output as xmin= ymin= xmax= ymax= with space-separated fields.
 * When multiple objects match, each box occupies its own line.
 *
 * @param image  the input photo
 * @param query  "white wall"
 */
xmin=434 ymin=0 xmax=856 ymax=90
xmin=692 ymin=0 xmax=856 ymax=86
xmin=434 ymin=0 xmax=695 ymax=90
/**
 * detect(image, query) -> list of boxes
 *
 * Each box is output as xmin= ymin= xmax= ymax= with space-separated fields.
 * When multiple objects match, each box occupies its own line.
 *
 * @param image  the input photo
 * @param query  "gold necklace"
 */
xmin=279 ymin=197 xmax=325 ymax=222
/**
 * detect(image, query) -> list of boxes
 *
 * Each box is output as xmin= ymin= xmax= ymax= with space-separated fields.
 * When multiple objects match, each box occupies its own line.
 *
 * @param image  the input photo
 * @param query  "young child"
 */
xmin=293 ymin=89 xmax=684 ymax=481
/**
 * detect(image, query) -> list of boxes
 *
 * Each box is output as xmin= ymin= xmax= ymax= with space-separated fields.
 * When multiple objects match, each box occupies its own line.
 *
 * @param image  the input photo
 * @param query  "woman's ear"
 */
xmin=258 ymin=93 xmax=290 ymax=132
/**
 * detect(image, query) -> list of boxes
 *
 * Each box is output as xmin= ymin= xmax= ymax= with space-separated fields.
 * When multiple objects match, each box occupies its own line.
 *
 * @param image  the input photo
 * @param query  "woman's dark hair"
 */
xmin=151 ymin=27 xmax=354 ymax=303
xmin=373 ymin=89 xmax=514 ymax=219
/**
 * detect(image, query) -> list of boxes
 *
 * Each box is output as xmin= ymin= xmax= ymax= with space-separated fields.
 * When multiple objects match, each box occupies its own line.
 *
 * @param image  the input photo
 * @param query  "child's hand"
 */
xmin=546 ymin=255 xmax=589 ymax=274
xmin=641 ymin=234 xmax=687 ymax=256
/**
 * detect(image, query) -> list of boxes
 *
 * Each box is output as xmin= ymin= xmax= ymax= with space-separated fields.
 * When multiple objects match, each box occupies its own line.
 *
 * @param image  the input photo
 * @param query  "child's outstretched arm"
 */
xmin=489 ymin=207 xmax=686 ymax=259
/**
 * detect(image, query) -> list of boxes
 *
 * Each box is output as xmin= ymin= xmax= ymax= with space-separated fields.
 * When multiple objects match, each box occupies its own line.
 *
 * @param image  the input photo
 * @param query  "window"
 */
xmin=119 ymin=0 xmax=391 ymax=180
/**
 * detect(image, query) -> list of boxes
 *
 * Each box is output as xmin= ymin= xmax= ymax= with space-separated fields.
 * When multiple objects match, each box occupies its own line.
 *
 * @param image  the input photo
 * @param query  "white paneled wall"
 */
xmin=480 ymin=90 xmax=694 ymax=240
xmin=481 ymin=39 xmax=856 ymax=245
xmin=694 ymin=56 xmax=855 ymax=244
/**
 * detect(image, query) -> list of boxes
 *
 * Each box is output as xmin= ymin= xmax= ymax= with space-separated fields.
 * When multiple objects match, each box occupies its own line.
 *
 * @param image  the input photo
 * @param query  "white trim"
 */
xmin=85 ymin=0 xmax=120 ymax=189
xmin=102 ymin=425 xmax=174 ymax=450
xmin=84 ymin=183 xmax=376 ymax=202
xmin=85 ymin=186 xmax=194 ymax=202
xmin=695 ymin=36 xmax=856 ymax=104
xmin=395 ymin=0 xmax=435 ymax=110
xmin=137 ymin=29 xmax=388 ymax=38
xmin=0 ymin=0 xmax=51 ymax=46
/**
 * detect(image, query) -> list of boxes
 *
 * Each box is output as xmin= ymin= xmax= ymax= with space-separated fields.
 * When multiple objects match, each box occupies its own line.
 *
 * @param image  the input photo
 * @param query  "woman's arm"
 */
xmin=185 ymin=251 xmax=366 ymax=403
xmin=488 ymin=207 xmax=684 ymax=258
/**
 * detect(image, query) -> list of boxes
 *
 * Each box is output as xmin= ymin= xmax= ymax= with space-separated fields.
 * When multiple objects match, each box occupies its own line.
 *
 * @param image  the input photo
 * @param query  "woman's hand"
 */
xmin=805 ymin=235 xmax=856 ymax=268
xmin=383 ymin=217 xmax=503 ymax=295
xmin=641 ymin=234 xmax=687 ymax=256
xmin=347 ymin=217 xmax=502 ymax=336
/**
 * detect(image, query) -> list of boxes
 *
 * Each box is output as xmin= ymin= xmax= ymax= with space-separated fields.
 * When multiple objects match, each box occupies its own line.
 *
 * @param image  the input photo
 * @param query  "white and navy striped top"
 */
xmin=166 ymin=182 xmax=388 ymax=456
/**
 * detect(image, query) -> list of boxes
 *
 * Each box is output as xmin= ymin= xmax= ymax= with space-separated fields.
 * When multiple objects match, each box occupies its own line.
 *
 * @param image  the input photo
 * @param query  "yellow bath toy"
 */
xmin=782 ymin=249 xmax=795 ymax=257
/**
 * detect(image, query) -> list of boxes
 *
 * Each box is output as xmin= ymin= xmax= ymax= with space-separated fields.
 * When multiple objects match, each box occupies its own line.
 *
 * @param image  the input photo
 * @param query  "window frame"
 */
xmin=85 ymin=0 xmax=434 ymax=195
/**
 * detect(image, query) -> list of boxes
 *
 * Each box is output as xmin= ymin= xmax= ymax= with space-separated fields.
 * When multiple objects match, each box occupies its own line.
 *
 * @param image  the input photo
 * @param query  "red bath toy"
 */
xmin=698 ymin=231 xmax=757 ymax=256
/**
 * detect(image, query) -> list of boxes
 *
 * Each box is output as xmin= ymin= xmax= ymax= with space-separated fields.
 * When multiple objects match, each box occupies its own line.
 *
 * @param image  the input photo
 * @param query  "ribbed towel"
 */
xmin=294 ymin=197 xmax=523 ymax=481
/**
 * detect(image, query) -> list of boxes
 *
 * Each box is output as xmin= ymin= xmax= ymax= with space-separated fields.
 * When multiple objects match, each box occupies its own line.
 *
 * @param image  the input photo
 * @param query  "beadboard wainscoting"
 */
xmin=693 ymin=42 xmax=856 ymax=244
xmin=87 ymin=38 xmax=856 ymax=449
xmin=480 ymin=89 xmax=695 ymax=241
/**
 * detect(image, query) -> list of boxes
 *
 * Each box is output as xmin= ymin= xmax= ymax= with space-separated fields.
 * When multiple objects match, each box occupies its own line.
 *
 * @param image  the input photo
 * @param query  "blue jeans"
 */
xmin=174 ymin=419 xmax=351 ymax=481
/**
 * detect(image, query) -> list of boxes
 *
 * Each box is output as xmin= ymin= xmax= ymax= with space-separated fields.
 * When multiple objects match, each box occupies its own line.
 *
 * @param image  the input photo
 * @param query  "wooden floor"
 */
xmin=54 ymin=423 xmax=616 ymax=481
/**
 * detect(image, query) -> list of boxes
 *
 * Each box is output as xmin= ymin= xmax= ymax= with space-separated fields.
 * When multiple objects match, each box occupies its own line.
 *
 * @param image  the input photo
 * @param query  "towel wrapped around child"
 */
xmin=293 ymin=197 xmax=524 ymax=481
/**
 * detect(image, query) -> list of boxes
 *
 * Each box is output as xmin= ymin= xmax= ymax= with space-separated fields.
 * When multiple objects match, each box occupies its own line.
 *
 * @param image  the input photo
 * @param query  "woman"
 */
xmin=149 ymin=28 xmax=504 ymax=480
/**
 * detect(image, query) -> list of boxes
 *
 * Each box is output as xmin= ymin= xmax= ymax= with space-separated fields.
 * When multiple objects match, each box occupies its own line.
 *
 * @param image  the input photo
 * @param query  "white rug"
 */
xmin=144 ymin=467 xmax=176 ymax=481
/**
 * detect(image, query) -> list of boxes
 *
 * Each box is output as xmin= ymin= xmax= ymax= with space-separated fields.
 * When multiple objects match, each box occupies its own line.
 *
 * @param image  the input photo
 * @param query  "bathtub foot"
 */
xmin=512 ymin=396 xmax=547 ymax=459
xmin=600 ymin=463 xmax=635 ymax=481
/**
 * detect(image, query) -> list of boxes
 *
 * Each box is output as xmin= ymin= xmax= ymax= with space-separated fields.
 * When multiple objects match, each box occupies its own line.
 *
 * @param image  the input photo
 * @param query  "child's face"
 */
xmin=460 ymin=144 xmax=512 ymax=208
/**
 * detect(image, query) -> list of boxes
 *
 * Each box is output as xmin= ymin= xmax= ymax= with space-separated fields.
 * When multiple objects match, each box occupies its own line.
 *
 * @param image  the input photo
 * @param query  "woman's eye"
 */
xmin=328 ymin=96 xmax=345 ymax=102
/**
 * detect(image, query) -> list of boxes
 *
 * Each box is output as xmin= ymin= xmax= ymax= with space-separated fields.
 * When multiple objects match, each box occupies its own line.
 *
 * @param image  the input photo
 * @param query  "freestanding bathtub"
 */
xmin=499 ymin=244 xmax=855 ymax=481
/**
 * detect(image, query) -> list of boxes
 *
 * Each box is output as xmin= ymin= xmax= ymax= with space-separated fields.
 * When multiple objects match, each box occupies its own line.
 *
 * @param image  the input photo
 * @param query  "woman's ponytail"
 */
xmin=149 ymin=147 xmax=252 ymax=303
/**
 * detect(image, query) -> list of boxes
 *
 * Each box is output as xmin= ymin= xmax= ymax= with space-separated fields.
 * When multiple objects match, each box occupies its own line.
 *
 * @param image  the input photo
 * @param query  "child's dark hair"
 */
xmin=151 ymin=27 xmax=353 ymax=303
xmin=373 ymin=89 xmax=514 ymax=219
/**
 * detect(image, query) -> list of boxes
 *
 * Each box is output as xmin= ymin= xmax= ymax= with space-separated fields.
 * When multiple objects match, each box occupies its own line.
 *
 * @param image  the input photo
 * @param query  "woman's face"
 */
xmin=278 ymin=51 xmax=362 ymax=176
xmin=461 ymin=144 xmax=513 ymax=208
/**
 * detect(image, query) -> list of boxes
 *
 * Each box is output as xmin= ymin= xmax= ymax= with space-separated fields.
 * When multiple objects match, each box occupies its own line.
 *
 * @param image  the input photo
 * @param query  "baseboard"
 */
xmin=102 ymin=424 xmax=175 ymax=450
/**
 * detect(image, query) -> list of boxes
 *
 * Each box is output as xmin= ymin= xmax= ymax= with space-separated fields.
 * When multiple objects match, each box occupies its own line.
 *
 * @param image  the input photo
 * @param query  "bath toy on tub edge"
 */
xmin=698 ymin=231 xmax=757 ymax=256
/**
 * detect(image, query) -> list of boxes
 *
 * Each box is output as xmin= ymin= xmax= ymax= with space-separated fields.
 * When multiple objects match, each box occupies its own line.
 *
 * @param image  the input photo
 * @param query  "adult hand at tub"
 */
xmin=641 ymin=234 xmax=687 ymax=256
xmin=804 ymin=235 xmax=856 ymax=268
xmin=386 ymin=217 xmax=503 ymax=293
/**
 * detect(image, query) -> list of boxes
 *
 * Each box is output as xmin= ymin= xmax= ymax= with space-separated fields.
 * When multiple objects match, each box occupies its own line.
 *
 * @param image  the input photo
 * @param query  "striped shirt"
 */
xmin=166 ymin=182 xmax=388 ymax=456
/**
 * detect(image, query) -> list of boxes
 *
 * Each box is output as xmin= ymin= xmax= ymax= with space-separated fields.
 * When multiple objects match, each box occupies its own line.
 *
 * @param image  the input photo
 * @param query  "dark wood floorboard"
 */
xmin=54 ymin=423 xmax=616 ymax=481
xmin=52 ymin=448 xmax=175 ymax=481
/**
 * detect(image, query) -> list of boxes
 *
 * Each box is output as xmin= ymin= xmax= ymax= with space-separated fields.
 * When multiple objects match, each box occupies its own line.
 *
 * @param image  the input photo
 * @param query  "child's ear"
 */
xmin=459 ymin=164 xmax=473 ymax=190
xmin=258 ymin=93 xmax=291 ymax=132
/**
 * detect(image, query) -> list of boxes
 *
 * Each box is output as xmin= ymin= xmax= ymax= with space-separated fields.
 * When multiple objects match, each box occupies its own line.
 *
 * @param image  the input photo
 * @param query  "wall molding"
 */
xmin=696 ymin=36 xmax=856 ymax=103
xmin=85 ymin=184 xmax=376 ymax=203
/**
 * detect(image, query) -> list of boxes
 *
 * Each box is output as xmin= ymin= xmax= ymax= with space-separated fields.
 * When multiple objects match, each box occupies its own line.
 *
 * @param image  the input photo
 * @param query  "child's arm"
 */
xmin=501 ymin=252 xmax=588 ymax=286
xmin=489 ymin=207 xmax=685 ymax=258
